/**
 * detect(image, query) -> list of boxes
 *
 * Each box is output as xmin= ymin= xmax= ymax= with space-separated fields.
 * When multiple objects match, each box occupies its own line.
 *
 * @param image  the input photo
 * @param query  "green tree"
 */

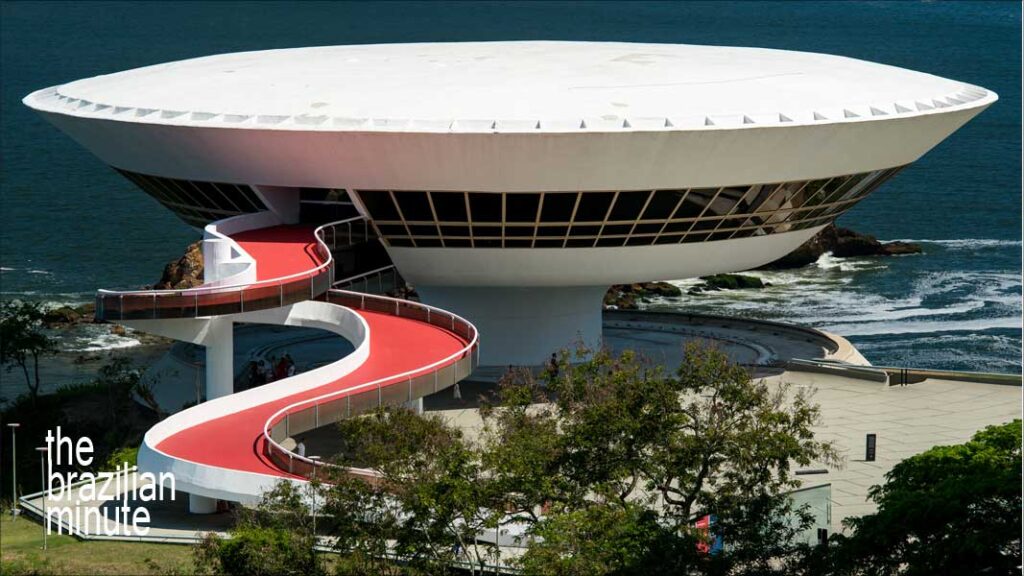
xmin=481 ymin=342 xmax=838 ymax=575
xmin=321 ymin=408 xmax=500 ymax=575
xmin=821 ymin=419 xmax=1022 ymax=576
xmin=194 ymin=481 xmax=323 ymax=576
xmin=274 ymin=343 xmax=836 ymax=575
xmin=0 ymin=300 xmax=57 ymax=406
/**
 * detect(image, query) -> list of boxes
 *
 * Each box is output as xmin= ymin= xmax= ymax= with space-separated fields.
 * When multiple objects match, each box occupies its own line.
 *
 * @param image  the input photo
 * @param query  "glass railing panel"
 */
xmin=429 ymin=310 xmax=455 ymax=331
xmin=197 ymin=290 xmax=244 ymax=317
xmin=318 ymin=397 xmax=346 ymax=427
xmin=435 ymin=363 xmax=456 ymax=388
xmin=411 ymin=373 xmax=436 ymax=398
xmin=154 ymin=293 xmax=198 ymax=319
xmin=118 ymin=295 xmax=156 ymax=320
xmin=380 ymin=377 xmax=412 ymax=406
xmin=398 ymin=301 xmax=429 ymax=323
xmin=288 ymin=406 xmax=317 ymax=435
xmin=348 ymin=388 xmax=381 ymax=416
xmin=270 ymin=420 xmax=288 ymax=443
xmin=281 ymin=277 xmax=312 ymax=306
xmin=241 ymin=283 xmax=282 ymax=311
xmin=363 ymin=296 xmax=395 ymax=315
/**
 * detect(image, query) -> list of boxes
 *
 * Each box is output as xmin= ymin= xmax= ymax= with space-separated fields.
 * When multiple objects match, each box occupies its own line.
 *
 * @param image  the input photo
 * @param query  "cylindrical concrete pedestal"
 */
xmin=189 ymin=493 xmax=218 ymax=514
xmin=204 ymin=318 xmax=234 ymax=400
xmin=416 ymin=285 xmax=606 ymax=367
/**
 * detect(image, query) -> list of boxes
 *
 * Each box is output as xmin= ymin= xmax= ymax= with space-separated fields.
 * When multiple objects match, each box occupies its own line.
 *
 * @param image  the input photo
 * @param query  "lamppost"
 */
xmin=308 ymin=455 xmax=321 ymax=544
xmin=7 ymin=423 xmax=19 ymax=519
xmin=36 ymin=446 xmax=48 ymax=550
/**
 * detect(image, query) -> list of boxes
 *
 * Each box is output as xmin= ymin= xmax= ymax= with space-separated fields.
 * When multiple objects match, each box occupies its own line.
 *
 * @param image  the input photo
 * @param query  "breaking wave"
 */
xmin=886 ymin=238 xmax=1022 ymax=249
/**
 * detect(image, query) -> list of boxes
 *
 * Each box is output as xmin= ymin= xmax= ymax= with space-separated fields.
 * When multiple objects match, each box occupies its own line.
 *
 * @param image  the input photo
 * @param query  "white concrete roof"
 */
xmin=26 ymin=41 xmax=995 ymax=132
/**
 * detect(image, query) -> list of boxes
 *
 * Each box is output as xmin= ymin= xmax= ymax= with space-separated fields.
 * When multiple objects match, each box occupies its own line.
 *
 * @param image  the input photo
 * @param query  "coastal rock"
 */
xmin=690 ymin=274 xmax=766 ymax=293
xmin=43 ymin=306 xmax=82 ymax=325
xmin=154 ymin=241 xmax=204 ymax=289
xmin=604 ymin=281 xmax=683 ymax=310
xmin=758 ymin=224 xmax=922 ymax=269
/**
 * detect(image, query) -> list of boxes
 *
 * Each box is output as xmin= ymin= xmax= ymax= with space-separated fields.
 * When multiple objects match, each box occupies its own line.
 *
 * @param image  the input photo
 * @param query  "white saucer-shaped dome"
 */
xmin=27 ymin=41 xmax=993 ymax=133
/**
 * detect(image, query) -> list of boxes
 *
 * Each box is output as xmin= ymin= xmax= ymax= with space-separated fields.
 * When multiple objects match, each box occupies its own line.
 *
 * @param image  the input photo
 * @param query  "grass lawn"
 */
xmin=0 ymin=515 xmax=194 ymax=575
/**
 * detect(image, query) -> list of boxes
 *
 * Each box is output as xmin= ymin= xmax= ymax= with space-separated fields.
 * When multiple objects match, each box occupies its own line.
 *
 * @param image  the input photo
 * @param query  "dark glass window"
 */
xmin=393 ymin=191 xmax=434 ymax=222
xmin=346 ymin=166 xmax=901 ymax=248
xmin=358 ymin=191 xmax=402 ymax=221
xmin=440 ymin=225 xmax=470 ymax=237
xmin=632 ymin=223 xmax=663 ymax=234
xmin=505 ymin=193 xmax=540 ymax=222
xmin=570 ymin=225 xmax=601 ymax=236
xmin=430 ymin=192 xmax=467 ymax=222
xmin=472 ymin=225 xmax=501 ymax=237
xmin=674 ymin=189 xmax=717 ymax=219
xmin=608 ymin=191 xmax=650 ymax=221
xmin=505 ymin=226 xmax=534 ymax=237
xmin=468 ymin=193 xmax=502 ymax=223
xmin=408 ymin=224 xmax=437 ymax=236
xmin=114 ymin=168 xmax=267 ymax=228
xmin=602 ymin=224 xmax=632 ymax=235
xmin=540 ymin=193 xmax=577 ymax=222
xmin=642 ymin=190 xmax=684 ymax=220
xmin=537 ymin=225 xmax=568 ymax=238
xmin=575 ymin=192 xmax=615 ymax=222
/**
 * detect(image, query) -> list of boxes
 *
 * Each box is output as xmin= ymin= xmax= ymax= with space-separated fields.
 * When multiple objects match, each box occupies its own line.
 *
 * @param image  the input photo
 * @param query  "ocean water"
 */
xmin=1 ymin=1 xmax=1020 ymax=373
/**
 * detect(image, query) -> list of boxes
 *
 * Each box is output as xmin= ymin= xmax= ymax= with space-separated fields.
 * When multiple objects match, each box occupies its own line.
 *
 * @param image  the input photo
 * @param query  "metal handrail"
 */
xmin=332 ymin=265 xmax=399 ymax=287
xmin=261 ymin=288 xmax=479 ymax=480
xmin=98 ymin=216 xmax=369 ymax=297
xmin=95 ymin=216 xmax=377 ymax=321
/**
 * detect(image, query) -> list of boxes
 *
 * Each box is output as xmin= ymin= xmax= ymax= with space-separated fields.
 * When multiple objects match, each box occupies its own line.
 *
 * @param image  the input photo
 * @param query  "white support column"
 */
xmin=416 ymin=285 xmax=606 ymax=367
xmin=189 ymin=493 xmax=218 ymax=514
xmin=404 ymin=397 xmax=424 ymax=415
xmin=191 ymin=317 xmax=233 ymax=514
xmin=204 ymin=317 xmax=234 ymax=401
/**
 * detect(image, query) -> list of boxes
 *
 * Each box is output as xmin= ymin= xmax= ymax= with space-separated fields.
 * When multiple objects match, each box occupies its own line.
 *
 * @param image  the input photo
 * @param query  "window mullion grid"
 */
xmin=165 ymin=178 xmax=208 ymax=211
xmin=711 ymin=184 xmax=769 ymax=233
xmin=683 ymin=187 xmax=725 ymax=241
xmin=214 ymin=184 xmax=247 ymax=213
xmin=561 ymin=192 xmax=582 ymax=248
xmin=727 ymin=179 xmax=812 ymax=240
xmin=594 ymin=191 xmax=620 ymax=248
xmin=796 ymin=177 xmax=836 ymax=215
xmin=652 ymin=190 xmax=692 ymax=245
xmin=135 ymin=173 xmax=171 ymax=204
xmin=530 ymin=192 xmax=545 ymax=249
xmin=147 ymin=175 xmax=188 ymax=207
xmin=464 ymin=192 xmax=474 ymax=249
xmin=182 ymin=180 xmax=219 ymax=212
xmin=624 ymin=190 xmax=655 ymax=244
xmin=202 ymin=181 xmax=243 ymax=213
xmin=389 ymin=190 xmax=416 ymax=247
xmin=426 ymin=192 xmax=445 ymax=248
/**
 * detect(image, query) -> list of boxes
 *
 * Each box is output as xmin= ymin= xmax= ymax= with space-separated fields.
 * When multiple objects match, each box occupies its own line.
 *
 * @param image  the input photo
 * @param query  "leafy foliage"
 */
xmin=0 ymin=300 xmax=57 ymax=405
xmin=320 ymin=408 xmax=499 ymax=574
xmin=193 ymin=482 xmax=323 ymax=576
xmin=820 ymin=419 xmax=1022 ymax=576
xmin=479 ymin=342 xmax=838 ymax=575
xmin=303 ymin=342 xmax=836 ymax=575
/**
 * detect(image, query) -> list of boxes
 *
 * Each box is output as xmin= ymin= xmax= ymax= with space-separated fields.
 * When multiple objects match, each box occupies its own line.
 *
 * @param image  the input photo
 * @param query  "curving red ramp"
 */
xmin=114 ymin=215 xmax=478 ymax=504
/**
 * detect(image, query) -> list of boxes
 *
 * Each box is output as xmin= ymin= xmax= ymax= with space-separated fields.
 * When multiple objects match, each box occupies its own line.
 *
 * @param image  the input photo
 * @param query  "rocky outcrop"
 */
xmin=689 ymin=274 xmax=767 ymax=294
xmin=43 ymin=303 xmax=97 ymax=326
xmin=758 ymin=224 xmax=921 ymax=269
xmin=154 ymin=241 xmax=204 ymax=289
xmin=604 ymin=282 xmax=682 ymax=310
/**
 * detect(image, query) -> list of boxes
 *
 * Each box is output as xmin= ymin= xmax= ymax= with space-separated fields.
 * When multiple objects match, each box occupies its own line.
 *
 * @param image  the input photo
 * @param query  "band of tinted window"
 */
xmin=353 ymin=167 xmax=904 ymax=248
xmin=115 ymin=168 xmax=268 ymax=228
